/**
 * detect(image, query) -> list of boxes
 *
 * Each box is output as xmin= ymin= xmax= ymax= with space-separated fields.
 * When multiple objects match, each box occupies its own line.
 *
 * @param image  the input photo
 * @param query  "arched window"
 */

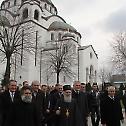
xmin=63 ymin=44 xmax=68 ymax=53
xmin=8 ymin=2 xmax=10 ymax=8
xmin=90 ymin=65 xmax=93 ymax=76
xmin=58 ymin=33 xmax=62 ymax=40
xmin=86 ymin=67 xmax=89 ymax=83
xmin=22 ymin=8 xmax=28 ymax=20
xmin=90 ymin=52 xmax=93 ymax=59
xmin=34 ymin=10 xmax=39 ymax=21
xmin=51 ymin=33 xmax=54 ymax=41
xmin=77 ymin=37 xmax=79 ymax=42
xmin=94 ymin=70 xmax=97 ymax=82
xmin=14 ymin=0 xmax=16 ymax=6
xmin=50 ymin=6 xmax=52 ymax=13
xmin=45 ymin=4 xmax=47 ymax=9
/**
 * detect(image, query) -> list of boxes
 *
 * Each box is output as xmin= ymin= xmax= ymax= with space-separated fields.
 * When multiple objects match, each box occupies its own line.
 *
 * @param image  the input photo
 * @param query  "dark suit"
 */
xmin=10 ymin=99 xmax=40 ymax=126
xmin=49 ymin=92 xmax=64 ymax=126
xmin=89 ymin=91 xmax=100 ymax=126
xmin=32 ymin=90 xmax=45 ymax=125
xmin=72 ymin=90 xmax=89 ymax=126
xmin=100 ymin=95 xmax=124 ymax=126
xmin=1 ymin=90 xmax=20 ymax=126
xmin=122 ymin=92 xmax=126 ymax=112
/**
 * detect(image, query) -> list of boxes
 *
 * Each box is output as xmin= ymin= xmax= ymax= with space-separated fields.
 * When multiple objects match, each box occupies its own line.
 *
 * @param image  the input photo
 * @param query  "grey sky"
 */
xmin=53 ymin=0 xmax=126 ymax=65
xmin=0 ymin=0 xmax=126 ymax=66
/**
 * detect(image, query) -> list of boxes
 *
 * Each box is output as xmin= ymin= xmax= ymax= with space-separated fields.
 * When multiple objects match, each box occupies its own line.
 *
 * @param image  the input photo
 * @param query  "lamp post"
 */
xmin=77 ymin=47 xmax=80 ymax=81
xmin=40 ymin=50 xmax=42 ymax=83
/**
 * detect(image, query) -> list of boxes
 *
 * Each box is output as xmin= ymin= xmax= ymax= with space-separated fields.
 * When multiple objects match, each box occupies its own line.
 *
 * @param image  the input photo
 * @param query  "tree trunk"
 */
xmin=3 ymin=56 xmax=11 ymax=86
xmin=57 ymin=71 xmax=60 ymax=84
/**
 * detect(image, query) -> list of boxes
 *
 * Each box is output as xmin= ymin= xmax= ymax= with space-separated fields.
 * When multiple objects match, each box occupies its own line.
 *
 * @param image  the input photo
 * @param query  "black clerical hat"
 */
xmin=63 ymin=85 xmax=71 ymax=91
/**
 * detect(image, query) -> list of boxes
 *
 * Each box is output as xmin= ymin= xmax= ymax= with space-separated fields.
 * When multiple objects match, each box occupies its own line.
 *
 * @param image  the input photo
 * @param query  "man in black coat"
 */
xmin=10 ymin=86 xmax=41 ymax=126
xmin=1 ymin=80 xmax=20 ymax=126
xmin=122 ymin=88 xmax=126 ymax=117
xmin=89 ymin=83 xmax=101 ymax=126
xmin=72 ymin=81 xmax=89 ymax=126
xmin=48 ymin=84 xmax=64 ymax=126
xmin=100 ymin=86 xmax=124 ymax=126
xmin=31 ymin=80 xmax=45 ymax=125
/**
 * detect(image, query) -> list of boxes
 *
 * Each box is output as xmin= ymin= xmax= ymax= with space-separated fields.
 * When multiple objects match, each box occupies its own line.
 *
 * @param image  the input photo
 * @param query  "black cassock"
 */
xmin=55 ymin=98 xmax=84 ymax=126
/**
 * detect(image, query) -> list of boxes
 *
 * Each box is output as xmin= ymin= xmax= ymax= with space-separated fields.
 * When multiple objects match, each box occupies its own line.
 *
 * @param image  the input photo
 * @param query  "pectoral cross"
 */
xmin=66 ymin=109 xmax=69 ymax=117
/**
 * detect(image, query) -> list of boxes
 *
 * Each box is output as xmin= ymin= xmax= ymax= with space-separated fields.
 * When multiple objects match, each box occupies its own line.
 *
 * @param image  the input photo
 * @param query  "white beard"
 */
xmin=64 ymin=95 xmax=72 ymax=103
xmin=21 ymin=95 xmax=32 ymax=103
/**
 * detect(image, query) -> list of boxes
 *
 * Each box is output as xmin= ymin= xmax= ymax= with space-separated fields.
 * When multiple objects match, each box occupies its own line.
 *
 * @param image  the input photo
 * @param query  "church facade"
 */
xmin=0 ymin=0 xmax=98 ymax=85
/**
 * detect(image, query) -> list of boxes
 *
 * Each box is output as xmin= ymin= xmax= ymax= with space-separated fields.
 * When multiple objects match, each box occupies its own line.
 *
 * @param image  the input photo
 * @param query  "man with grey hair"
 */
xmin=100 ymin=86 xmax=124 ymax=126
xmin=72 ymin=81 xmax=89 ymax=126
xmin=31 ymin=80 xmax=45 ymax=126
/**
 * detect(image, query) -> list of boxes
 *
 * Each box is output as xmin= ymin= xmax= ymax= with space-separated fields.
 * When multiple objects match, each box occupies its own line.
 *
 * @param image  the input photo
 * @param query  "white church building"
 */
xmin=0 ymin=0 xmax=98 ymax=85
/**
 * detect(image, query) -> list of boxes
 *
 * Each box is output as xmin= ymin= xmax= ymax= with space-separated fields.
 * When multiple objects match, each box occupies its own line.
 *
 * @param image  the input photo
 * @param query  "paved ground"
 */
xmin=88 ymin=118 xmax=126 ymax=126
xmin=87 ymin=114 xmax=126 ymax=126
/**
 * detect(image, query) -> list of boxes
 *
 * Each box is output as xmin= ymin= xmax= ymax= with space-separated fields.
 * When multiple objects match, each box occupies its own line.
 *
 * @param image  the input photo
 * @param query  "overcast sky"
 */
xmin=53 ymin=0 xmax=126 ymax=67
xmin=0 ymin=0 xmax=126 ymax=67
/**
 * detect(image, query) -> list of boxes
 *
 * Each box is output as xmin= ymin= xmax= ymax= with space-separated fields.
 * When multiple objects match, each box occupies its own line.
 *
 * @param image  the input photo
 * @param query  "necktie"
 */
xmin=11 ymin=92 xmax=14 ymax=102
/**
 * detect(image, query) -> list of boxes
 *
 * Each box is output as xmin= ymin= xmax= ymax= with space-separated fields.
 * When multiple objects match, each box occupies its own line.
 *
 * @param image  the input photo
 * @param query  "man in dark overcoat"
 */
xmin=89 ymin=83 xmax=101 ymax=126
xmin=100 ymin=86 xmax=124 ymax=126
xmin=0 ymin=80 xmax=20 ymax=126
xmin=10 ymin=86 xmax=41 ymax=126
xmin=31 ymin=80 xmax=45 ymax=125
xmin=72 ymin=81 xmax=89 ymax=126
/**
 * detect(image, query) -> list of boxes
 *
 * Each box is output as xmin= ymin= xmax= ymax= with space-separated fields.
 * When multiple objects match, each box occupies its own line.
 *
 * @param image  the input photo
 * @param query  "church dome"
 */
xmin=48 ymin=21 xmax=77 ymax=32
xmin=46 ymin=0 xmax=52 ymax=3
xmin=62 ymin=33 xmax=75 ymax=38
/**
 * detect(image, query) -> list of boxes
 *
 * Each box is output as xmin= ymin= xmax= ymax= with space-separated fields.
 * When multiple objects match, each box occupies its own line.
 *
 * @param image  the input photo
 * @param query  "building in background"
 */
xmin=0 ymin=0 xmax=98 ymax=85
xmin=79 ymin=45 xmax=98 ymax=84
xmin=111 ymin=74 xmax=126 ymax=88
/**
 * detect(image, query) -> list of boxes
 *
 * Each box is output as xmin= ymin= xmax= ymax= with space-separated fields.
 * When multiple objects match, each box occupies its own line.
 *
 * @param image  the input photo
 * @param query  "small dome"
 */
xmin=0 ymin=15 xmax=11 ymax=27
xmin=42 ymin=0 xmax=53 ymax=4
xmin=47 ymin=0 xmax=52 ymax=3
xmin=62 ymin=33 xmax=75 ymax=38
xmin=48 ymin=21 xmax=77 ymax=32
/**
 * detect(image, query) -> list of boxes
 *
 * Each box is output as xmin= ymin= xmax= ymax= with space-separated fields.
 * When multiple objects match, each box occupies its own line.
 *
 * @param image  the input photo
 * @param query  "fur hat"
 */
xmin=63 ymin=85 xmax=71 ymax=91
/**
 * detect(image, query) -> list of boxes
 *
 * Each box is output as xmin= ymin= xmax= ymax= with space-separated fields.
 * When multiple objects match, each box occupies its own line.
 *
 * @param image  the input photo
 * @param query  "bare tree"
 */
xmin=111 ymin=32 xmax=126 ymax=72
xmin=99 ymin=67 xmax=112 ymax=84
xmin=41 ymin=39 xmax=78 ymax=84
xmin=0 ymin=14 xmax=35 ymax=85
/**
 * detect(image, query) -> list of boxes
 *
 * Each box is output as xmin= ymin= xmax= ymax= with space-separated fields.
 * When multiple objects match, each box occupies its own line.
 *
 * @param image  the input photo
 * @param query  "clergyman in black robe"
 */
xmin=55 ymin=85 xmax=84 ymax=126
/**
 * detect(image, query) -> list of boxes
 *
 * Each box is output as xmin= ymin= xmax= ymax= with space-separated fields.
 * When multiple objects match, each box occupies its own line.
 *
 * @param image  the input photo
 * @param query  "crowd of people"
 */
xmin=0 ymin=80 xmax=125 ymax=126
